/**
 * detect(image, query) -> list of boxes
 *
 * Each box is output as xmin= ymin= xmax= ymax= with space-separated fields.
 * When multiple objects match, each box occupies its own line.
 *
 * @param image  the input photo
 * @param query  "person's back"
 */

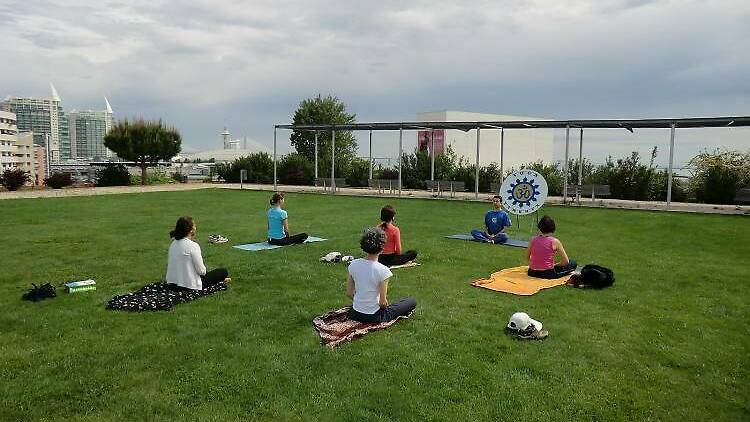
xmin=526 ymin=215 xmax=576 ymax=279
xmin=528 ymin=235 xmax=556 ymax=270
xmin=267 ymin=207 xmax=287 ymax=239
xmin=167 ymin=237 xmax=205 ymax=290
xmin=349 ymin=258 xmax=392 ymax=314
xmin=381 ymin=223 xmax=401 ymax=255
xmin=347 ymin=227 xmax=417 ymax=323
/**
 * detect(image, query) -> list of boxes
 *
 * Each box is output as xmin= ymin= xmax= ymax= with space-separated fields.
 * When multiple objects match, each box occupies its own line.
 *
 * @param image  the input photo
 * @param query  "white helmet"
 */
xmin=507 ymin=312 xmax=542 ymax=331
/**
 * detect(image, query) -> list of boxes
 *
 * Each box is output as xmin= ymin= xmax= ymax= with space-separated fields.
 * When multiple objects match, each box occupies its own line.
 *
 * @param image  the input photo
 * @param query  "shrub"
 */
xmin=95 ymin=164 xmax=131 ymax=187
xmin=45 ymin=172 xmax=73 ymax=189
xmin=130 ymin=171 xmax=175 ymax=185
xmin=688 ymin=149 xmax=750 ymax=204
xmin=278 ymin=153 xmax=314 ymax=185
xmin=1 ymin=169 xmax=31 ymax=191
xmin=216 ymin=153 xmax=274 ymax=183
xmin=648 ymin=170 xmax=687 ymax=202
xmin=521 ymin=161 xmax=563 ymax=195
xmin=345 ymin=158 xmax=371 ymax=187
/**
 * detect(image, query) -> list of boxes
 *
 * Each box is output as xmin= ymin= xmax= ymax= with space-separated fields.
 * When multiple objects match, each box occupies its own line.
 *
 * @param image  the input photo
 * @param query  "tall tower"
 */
xmin=222 ymin=127 xmax=230 ymax=150
xmin=0 ymin=83 xmax=68 ymax=161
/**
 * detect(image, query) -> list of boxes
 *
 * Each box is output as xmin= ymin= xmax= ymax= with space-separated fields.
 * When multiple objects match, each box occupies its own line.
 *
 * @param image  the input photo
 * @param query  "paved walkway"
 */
xmin=2 ymin=182 xmax=748 ymax=216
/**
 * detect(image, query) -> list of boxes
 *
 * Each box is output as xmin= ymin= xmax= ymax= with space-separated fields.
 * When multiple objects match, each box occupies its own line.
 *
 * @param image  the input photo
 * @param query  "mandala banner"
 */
xmin=500 ymin=170 xmax=548 ymax=215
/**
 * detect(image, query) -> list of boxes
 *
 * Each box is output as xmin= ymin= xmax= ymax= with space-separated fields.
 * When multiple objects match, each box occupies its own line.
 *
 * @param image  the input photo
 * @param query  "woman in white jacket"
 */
xmin=166 ymin=216 xmax=230 ymax=291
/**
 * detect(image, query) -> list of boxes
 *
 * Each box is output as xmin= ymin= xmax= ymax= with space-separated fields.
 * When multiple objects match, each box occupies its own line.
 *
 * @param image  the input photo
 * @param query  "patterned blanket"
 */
xmin=106 ymin=282 xmax=228 ymax=311
xmin=312 ymin=306 xmax=413 ymax=348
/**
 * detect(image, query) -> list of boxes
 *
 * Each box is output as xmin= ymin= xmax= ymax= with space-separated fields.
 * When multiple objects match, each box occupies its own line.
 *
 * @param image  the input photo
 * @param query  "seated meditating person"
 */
xmin=527 ymin=215 xmax=577 ymax=279
xmin=377 ymin=205 xmax=417 ymax=267
xmin=166 ymin=216 xmax=230 ymax=291
xmin=267 ymin=192 xmax=308 ymax=246
xmin=471 ymin=195 xmax=512 ymax=243
xmin=347 ymin=227 xmax=417 ymax=323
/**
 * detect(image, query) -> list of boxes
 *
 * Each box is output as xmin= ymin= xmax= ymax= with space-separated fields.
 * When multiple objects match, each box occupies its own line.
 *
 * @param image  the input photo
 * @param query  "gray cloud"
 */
xmin=0 ymin=0 xmax=747 ymax=164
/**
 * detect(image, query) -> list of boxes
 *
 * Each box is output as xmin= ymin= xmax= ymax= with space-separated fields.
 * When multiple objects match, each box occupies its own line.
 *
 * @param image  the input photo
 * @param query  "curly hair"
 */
xmin=360 ymin=227 xmax=386 ymax=254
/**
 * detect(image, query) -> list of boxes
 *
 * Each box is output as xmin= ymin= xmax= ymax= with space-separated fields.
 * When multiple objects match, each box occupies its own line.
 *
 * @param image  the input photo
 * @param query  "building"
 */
xmin=0 ymin=111 xmax=38 ymax=185
xmin=1 ymin=83 xmax=69 ymax=161
xmin=175 ymin=128 xmax=269 ymax=163
xmin=14 ymin=132 xmax=37 ymax=185
xmin=416 ymin=111 xmax=554 ymax=172
xmin=68 ymin=98 xmax=114 ymax=159
xmin=34 ymin=144 xmax=46 ymax=185
xmin=0 ymin=110 xmax=17 ymax=171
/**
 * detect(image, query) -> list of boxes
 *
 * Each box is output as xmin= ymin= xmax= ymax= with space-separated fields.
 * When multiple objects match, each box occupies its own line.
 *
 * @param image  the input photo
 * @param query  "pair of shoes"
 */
xmin=22 ymin=283 xmax=57 ymax=302
xmin=208 ymin=234 xmax=228 ymax=244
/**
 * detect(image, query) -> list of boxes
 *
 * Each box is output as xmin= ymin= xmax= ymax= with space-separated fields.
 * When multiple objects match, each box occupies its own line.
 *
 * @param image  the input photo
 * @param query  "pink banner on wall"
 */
xmin=417 ymin=129 xmax=444 ymax=155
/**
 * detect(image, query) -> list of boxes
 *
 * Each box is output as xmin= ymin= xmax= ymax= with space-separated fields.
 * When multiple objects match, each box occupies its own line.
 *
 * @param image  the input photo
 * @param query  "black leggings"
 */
xmin=528 ymin=260 xmax=577 ymax=279
xmin=268 ymin=233 xmax=308 ymax=246
xmin=378 ymin=250 xmax=418 ymax=267
xmin=168 ymin=268 xmax=229 ymax=292
xmin=349 ymin=297 xmax=417 ymax=323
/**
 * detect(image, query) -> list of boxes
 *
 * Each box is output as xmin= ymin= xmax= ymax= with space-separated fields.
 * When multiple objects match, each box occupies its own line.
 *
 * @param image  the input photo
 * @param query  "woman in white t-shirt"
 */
xmin=347 ymin=227 xmax=417 ymax=323
xmin=166 ymin=216 xmax=230 ymax=291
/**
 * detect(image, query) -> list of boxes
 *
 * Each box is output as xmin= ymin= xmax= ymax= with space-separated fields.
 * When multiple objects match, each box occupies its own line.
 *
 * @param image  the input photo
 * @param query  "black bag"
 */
xmin=580 ymin=264 xmax=615 ymax=288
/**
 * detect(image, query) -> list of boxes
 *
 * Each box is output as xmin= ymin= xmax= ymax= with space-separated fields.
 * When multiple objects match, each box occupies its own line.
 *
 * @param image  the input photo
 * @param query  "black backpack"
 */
xmin=580 ymin=264 xmax=615 ymax=289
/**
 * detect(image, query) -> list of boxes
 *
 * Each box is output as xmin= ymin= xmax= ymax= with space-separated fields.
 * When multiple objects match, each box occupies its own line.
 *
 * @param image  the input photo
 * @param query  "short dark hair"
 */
xmin=360 ymin=227 xmax=386 ymax=254
xmin=270 ymin=192 xmax=284 ymax=205
xmin=493 ymin=195 xmax=502 ymax=200
xmin=170 ymin=216 xmax=194 ymax=240
xmin=537 ymin=215 xmax=556 ymax=234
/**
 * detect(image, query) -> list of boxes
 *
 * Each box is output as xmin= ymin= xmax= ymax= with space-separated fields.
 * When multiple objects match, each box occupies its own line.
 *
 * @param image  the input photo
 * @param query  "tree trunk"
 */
xmin=141 ymin=164 xmax=148 ymax=185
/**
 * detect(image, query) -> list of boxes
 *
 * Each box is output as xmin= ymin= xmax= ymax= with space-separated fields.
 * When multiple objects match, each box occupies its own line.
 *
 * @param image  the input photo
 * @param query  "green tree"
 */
xmin=289 ymin=95 xmax=357 ymax=178
xmin=103 ymin=119 xmax=182 ymax=185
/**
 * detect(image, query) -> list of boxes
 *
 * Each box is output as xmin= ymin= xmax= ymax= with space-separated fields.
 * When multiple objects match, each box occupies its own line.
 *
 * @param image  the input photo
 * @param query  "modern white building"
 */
xmin=14 ymin=132 xmax=37 ymax=184
xmin=175 ymin=128 xmax=269 ymax=163
xmin=416 ymin=110 xmax=554 ymax=172
xmin=68 ymin=98 xmax=114 ymax=159
xmin=0 ymin=111 xmax=38 ymax=185
xmin=1 ymin=84 xmax=68 ymax=161
xmin=0 ymin=110 xmax=17 ymax=171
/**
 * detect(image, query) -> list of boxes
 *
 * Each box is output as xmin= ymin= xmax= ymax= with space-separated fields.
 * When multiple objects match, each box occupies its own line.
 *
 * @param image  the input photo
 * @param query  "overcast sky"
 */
xmin=1 ymin=0 xmax=748 ymax=166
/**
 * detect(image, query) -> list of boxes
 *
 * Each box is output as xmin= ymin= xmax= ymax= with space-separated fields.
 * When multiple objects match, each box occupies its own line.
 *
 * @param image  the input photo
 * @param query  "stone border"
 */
xmin=2 ymin=182 xmax=748 ymax=216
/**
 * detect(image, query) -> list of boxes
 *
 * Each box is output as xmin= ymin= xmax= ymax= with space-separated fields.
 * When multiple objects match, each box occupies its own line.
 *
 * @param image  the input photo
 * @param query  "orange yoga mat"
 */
xmin=471 ymin=266 xmax=571 ymax=296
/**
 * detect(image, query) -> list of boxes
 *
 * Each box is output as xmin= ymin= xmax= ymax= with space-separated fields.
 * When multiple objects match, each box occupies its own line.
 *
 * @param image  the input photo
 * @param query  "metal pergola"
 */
xmin=274 ymin=116 xmax=750 ymax=208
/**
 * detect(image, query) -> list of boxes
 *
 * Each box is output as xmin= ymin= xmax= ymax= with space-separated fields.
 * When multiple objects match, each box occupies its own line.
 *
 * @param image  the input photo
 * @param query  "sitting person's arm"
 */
xmin=526 ymin=241 xmax=532 ymax=264
xmin=346 ymin=274 xmax=355 ymax=299
xmin=190 ymin=243 xmax=207 ymax=276
xmin=282 ymin=218 xmax=290 ymax=237
xmin=553 ymin=239 xmax=570 ymax=266
xmin=378 ymin=277 xmax=391 ymax=308
xmin=393 ymin=228 xmax=402 ymax=254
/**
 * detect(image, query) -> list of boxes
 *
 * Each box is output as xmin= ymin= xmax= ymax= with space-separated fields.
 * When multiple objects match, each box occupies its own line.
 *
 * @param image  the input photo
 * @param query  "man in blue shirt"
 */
xmin=471 ymin=195 xmax=512 ymax=243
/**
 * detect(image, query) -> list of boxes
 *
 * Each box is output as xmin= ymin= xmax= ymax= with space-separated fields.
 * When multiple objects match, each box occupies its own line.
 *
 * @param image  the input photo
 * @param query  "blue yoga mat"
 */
xmin=233 ymin=236 xmax=327 ymax=251
xmin=445 ymin=234 xmax=528 ymax=248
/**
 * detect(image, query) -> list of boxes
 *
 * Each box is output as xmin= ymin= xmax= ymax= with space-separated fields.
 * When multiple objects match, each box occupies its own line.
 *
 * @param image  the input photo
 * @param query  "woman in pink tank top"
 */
xmin=527 ymin=215 xmax=577 ymax=279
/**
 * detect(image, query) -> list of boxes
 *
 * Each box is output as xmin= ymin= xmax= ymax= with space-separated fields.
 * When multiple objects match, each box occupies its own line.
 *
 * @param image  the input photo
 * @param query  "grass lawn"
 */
xmin=1 ymin=188 xmax=748 ymax=421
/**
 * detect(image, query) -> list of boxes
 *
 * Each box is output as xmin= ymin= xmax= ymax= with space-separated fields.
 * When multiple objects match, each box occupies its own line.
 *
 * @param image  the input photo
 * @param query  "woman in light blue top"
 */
xmin=267 ymin=192 xmax=308 ymax=246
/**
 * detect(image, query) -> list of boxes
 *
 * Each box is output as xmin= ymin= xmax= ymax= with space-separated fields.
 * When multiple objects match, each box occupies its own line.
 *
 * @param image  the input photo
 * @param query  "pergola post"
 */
xmin=430 ymin=129 xmax=435 ymax=193
xmin=577 ymin=128 xmax=583 ymax=205
xmin=398 ymin=127 xmax=403 ymax=196
xmin=499 ymin=127 xmax=505 ymax=188
xmin=331 ymin=128 xmax=336 ymax=194
xmin=475 ymin=126 xmax=481 ymax=198
xmin=273 ymin=126 xmax=277 ymax=191
xmin=563 ymin=125 xmax=570 ymax=204
xmin=314 ymin=131 xmax=319 ymax=180
xmin=368 ymin=130 xmax=373 ymax=180
xmin=667 ymin=123 xmax=676 ymax=209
